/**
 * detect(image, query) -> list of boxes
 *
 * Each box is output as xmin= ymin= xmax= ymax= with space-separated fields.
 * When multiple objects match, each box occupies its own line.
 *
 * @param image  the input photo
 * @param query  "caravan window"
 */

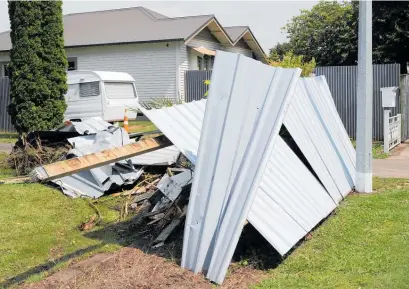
xmin=79 ymin=81 xmax=100 ymax=97
xmin=105 ymin=82 xmax=136 ymax=99
xmin=65 ymin=84 xmax=79 ymax=101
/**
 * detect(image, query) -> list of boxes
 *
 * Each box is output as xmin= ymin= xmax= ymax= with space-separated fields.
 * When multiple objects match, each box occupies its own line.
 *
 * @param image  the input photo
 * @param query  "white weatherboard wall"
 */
xmin=178 ymin=43 xmax=189 ymax=101
xmin=222 ymin=39 xmax=253 ymax=58
xmin=66 ymin=42 xmax=180 ymax=103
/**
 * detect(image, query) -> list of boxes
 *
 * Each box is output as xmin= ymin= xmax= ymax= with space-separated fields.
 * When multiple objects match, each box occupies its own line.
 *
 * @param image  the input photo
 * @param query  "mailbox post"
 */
xmin=381 ymin=87 xmax=398 ymax=153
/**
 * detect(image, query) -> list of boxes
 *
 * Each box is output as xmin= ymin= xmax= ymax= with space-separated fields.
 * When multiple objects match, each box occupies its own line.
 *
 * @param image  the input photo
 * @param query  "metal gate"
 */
xmin=184 ymin=70 xmax=212 ymax=102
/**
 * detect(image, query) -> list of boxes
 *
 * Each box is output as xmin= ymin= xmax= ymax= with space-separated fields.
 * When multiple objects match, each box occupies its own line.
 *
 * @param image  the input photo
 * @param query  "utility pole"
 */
xmin=356 ymin=0 xmax=373 ymax=193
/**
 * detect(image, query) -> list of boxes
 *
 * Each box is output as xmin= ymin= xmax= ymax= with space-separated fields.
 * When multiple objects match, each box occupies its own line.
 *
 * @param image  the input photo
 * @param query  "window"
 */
xmin=197 ymin=56 xmax=203 ymax=70
xmin=65 ymin=84 xmax=79 ymax=101
xmin=204 ymin=55 xmax=212 ymax=70
xmin=104 ymin=82 xmax=136 ymax=99
xmin=67 ymin=58 xmax=77 ymax=71
xmin=197 ymin=56 xmax=213 ymax=70
xmin=79 ymin=81 xmax=100 ymax=97
xmin=2 ymin=63 xmax=10 ymax=77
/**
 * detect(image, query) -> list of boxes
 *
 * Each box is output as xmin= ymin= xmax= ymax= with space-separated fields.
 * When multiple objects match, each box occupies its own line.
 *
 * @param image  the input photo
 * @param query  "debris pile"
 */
xmin=23 ymin=51 xmax=356 ymax=285
xmin=30 ymin=119 xmax=180 ymax=198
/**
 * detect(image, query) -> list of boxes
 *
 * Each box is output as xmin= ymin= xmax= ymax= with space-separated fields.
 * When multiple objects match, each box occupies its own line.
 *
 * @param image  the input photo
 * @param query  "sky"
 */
xmin=0 ymin=0 xmax=318 ymax=52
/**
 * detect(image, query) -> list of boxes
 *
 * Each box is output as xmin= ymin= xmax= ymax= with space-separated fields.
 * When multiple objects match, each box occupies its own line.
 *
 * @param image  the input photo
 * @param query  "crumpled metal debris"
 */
xmin=52 ymin=118 xmax=179 ymax=198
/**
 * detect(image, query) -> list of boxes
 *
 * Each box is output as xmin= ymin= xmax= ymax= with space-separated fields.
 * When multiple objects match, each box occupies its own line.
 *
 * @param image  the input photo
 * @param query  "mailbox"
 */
xmin=381 ymin=87 xmax=398 ymax=108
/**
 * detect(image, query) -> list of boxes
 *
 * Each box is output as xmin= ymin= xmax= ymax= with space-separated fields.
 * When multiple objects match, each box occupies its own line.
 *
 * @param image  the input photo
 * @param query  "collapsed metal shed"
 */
xmin=137 ymin=51 xmax=356 ymax=284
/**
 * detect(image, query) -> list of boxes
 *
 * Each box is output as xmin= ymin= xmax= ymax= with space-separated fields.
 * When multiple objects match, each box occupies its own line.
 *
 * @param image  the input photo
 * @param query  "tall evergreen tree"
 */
xmin=8 ymin=1 xmax=67 ymax=134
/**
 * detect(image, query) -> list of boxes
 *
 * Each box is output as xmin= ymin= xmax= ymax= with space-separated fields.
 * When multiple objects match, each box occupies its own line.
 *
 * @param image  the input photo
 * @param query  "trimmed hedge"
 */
xmin=8 ymin=1 xmax=67 ymax=133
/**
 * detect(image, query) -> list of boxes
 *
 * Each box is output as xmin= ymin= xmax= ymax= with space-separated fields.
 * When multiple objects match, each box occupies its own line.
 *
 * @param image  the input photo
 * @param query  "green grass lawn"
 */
xmin=257 ymin=177 xmax=409 ymax=289
xmin=351 ymin=140 xmax=389 ymax=159
xmin=0 ymin=153 xmax=135 ymax=286
xmin=0 ymin=153 xmax=15 ymax=179
xmin=0 ymin=142 xmax=408 ymax=288
xmin=0 ymin=132 xmax=18 ymax=144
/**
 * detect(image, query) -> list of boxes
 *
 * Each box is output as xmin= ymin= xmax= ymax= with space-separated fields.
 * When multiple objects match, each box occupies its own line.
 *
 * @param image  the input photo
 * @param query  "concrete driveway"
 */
xmin=373 ymin=143 xmax=409 ymax=178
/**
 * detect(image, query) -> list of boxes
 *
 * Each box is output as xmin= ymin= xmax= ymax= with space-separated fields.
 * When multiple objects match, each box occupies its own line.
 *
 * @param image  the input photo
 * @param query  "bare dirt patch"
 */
xmin=22 ymin=246 xmax=266 ymax=289
xmin=21 ymin=223 xmax=280 ymax=289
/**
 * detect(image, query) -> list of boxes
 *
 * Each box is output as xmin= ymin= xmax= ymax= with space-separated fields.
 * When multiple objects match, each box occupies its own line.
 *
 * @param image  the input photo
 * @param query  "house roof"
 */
xmin=0 ymin=6 xmax=266 ymax=60
xmin=224 ymin=26 xmax=248 ymax=43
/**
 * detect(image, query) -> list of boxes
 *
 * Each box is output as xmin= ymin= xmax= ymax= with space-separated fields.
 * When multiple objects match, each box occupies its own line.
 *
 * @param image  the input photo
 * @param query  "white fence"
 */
xmin=384 ymin=110 xmax=401 ymax=152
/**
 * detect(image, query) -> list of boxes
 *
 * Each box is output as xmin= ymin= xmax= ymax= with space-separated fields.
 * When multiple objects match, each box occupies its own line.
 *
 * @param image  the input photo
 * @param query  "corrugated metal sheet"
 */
xmin=284 ymin=77 xmax=355 ymax=201
xmin=184 ymin=70 xmax=212 ymax=102
xmin=249 ymin=137 xmax=336 ymax=255
xmin=131 ymin=146 xmax=180 ymax=166
xmin=138 ymin=100 xmax=205 ymax=164
xmin=0 ymin=77 xmax=15 ymax=132
xmin=54 ymin=127 xmax=144 ymax=198
xmin=400 ymin=75 xmax=409 ymax=141
xmin=314 ymin=64 xmax=400 ymax=140
xmin=138 ymin=93 xmax=343 ymax=256
xmin=53 ymin=119 xmax=180 ymax=198
xmin=139 ymin=53 xmax=356 ymax=284
xmin=182 ymin=52 xmax=301 ymax=284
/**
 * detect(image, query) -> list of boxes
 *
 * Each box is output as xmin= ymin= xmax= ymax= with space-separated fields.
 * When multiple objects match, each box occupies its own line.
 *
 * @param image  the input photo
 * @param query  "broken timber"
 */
xmin=31 ymin=136 xmax=172 ymax=181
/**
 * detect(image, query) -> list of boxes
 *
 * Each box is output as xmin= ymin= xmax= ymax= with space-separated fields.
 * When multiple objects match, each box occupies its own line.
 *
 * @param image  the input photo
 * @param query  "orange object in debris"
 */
xmin=123 ymin=109 xmax=129 ymax=132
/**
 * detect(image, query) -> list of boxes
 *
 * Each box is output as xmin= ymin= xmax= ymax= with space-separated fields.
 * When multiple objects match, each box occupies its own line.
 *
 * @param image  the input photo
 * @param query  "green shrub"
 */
xmin=8 ymin=1 xmax=67 ymax=134
xmin=269 ymin=51 xmax=316 ymax=77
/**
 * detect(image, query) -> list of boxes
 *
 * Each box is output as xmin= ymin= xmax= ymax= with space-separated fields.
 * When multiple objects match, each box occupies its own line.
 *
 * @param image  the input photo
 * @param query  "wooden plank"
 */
xmin=32 ymin=136 xmax=171 ymax=181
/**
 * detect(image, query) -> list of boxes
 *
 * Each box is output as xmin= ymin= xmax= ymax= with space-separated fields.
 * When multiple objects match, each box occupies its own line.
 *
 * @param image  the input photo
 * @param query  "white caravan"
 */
xmin=64 ymin=71 xmax=138 ymax=121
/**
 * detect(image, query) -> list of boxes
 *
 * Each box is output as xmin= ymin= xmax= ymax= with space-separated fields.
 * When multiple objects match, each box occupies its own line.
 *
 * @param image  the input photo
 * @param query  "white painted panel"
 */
xmin=182 ymin=51 xmax=301 ymax=284
xmin=284 ymin=107 xmax=343 ymax=203
xmin=311 ymin=76 xmax=356 ymax=186
xmin=284 ymin=78 xmax=353 ymax=199
xmin=249 ymin=137 xmax=336 ymax=255
xmin=138 ymin=73 xmax=355 ymax=284
xmin=179 ymin=44 xmax=189 ymax=101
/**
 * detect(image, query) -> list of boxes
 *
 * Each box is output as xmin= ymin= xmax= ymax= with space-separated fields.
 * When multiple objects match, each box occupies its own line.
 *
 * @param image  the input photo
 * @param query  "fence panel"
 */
xmin=184 ymin=70 xmax=212 ymax=102
xmin=315 ymin=63 xmax=401 ymax=140
xmin=400 ymin=75 xmax=409 ymax=141
xmin=184 ymin=65 xmax=401 ymax=140
xmin=0 ymin=77 xmax=15 ymax=133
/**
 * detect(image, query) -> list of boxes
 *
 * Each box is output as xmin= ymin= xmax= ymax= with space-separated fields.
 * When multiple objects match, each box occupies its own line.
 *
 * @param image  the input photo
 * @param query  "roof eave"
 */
xmin=184 ymin=16 xmax=234 ymax=46
xmin=0 ymin=38 xmax=185 ymax=53
xmin=239 ymin=29 xmax=267 ymax=63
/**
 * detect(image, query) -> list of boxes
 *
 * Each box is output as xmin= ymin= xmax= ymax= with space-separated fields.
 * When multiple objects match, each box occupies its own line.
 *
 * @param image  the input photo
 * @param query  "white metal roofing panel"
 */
xmin=284 ymin=109 xmax=343 ymax=203
xmin=312 ymin=76 xmax=356 ymax=182
xmin=182 ymin=51 xmax=301 ymax=283
xmin=249 ymin=137 xmax=336 ymax=255
xmin=137 ymin=100 xmax=205 ymax=164
xmin=137 ymin=67 xmax=355 ymax=284
xmin=130 ymin=146 xmax=180 ymax=165
xmin=284 ymin=78 xmax=354 ymax=199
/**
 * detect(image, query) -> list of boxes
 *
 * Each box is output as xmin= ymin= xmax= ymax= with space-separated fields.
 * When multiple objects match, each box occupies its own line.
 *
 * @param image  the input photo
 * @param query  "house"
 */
xmin=0 ymin=7 xmax=266 ymax=103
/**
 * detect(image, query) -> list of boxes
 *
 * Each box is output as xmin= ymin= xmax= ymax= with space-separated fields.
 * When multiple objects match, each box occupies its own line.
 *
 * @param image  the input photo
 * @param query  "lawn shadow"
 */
xmin=0 ymin=244 xmax=104 ymax=288
xmin=83 ymin=214 xmax=284 ymax=271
